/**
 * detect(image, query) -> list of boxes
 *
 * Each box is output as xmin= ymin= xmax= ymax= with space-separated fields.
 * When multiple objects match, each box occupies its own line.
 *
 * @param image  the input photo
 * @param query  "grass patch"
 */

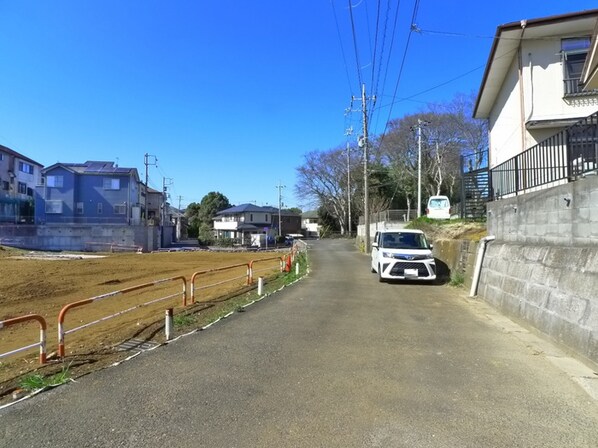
xmin=449 ymin=271 xmax=465 ymax=287
xmin=173 ymin=313 xmax=197 ymax=328
xmin=19 ymin=363 xmax=71 ymax=392
xmin=171 ymin=251 xmax=310 ymax=333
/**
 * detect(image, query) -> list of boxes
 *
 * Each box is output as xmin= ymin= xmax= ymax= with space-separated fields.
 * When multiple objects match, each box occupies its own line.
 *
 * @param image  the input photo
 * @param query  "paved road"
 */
xmin=2 ymin=239 xmax=598 ymax=447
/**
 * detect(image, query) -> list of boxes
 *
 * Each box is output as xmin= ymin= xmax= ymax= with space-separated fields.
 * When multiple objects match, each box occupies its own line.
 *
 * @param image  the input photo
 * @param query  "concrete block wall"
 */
xmin=479 ymin=174 xmax=598 ymax=363
xmin=479 ymin=243 xmax=598 ymax=362
xmin=0 ymin=224 xmax=160 ymax=252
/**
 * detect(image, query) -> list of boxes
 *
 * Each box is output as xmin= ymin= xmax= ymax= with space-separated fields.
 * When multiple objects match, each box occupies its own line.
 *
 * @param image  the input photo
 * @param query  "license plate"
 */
xmin=404 ymin=268 xmax=419 ymax=278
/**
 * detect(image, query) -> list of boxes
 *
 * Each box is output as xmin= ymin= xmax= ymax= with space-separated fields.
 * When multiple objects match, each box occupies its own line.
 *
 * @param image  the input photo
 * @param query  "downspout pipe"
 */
xmin=469 ymin=235 xmax=496 ymax=297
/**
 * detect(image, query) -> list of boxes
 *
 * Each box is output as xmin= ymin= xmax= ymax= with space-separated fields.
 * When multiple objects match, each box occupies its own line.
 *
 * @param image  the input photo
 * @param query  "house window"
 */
xmin=0 ymin=154 xmax=3 ymax=161
xmin=97 ymin=203 xmax=103 ymax=214
xmin=265 ymin=214 xmax=269 ymax=222
xmin=103 ymin=178 xmax=120 ymax=190
xmin=17 ymin=182 xmax=27 ymax=194
xmin=250 ymin=214 xmax=253 ymax=222
xmin=562 ymin=37 xmax=591 ymax=95
xmin=2 ymin=181 xmax=8 ymax=191
xmin=19 ymin=162 xmax=34 ymax=174
xmin=113 ymin=204 xmax=126 ymax=215
xmin=76 ymin=202 xmax=84 ymax=214
xmin=46 ymin=175 xmax=64 ymax=188
xmin=45 ymin=200 xmax=63 ymax=214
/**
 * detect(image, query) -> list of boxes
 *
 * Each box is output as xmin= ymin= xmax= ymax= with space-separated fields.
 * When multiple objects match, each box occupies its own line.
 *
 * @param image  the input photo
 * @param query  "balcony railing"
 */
xmin=490 ymin=110 xmax=598 ymax=199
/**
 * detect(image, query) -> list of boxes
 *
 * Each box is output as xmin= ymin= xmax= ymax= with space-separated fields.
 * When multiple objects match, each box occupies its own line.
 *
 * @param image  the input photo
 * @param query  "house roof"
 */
xmin=301 ymin=210 xmax=319 ymax=219
xmin=0 ymin=144 xmax=43 ymax=167
xmin=473 ymin=9 xmax=598 ymax=119
xmin=42 ymin=161 xmax=140 ymax=181
xmin=216 ymin=203 xmax=300 ymax=216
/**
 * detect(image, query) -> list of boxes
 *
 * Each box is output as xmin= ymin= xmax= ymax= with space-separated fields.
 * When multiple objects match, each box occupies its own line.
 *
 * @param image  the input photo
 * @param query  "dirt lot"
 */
xmin=0 ymin=246 xmax=288 ymax=400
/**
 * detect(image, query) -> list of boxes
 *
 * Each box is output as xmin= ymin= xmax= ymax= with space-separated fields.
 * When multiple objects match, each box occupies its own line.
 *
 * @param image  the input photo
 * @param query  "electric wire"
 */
xmin=331 ymin=0 xmax=356 ymax=96
xmin=348 ymin=0 xmax=364 ymax=88
xmin=376 ymin=0 xmax=420 ymax=147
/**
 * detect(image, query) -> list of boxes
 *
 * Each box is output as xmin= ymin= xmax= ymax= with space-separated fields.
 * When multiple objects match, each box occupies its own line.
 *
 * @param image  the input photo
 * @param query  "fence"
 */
xmin=491 ymin=110 xmax=597 ymax=199
xmin=358 ymin=209 xmax=417 ymax=225
xmin=190 ymin=263 xmax=250 ymax=304
xmin=57 ymin=276 xmax=187 ymax=357
xmin=1 ymin=245 xmax=306 ymax=364
xmin=0 ymin=314 xmax=47 ymax=364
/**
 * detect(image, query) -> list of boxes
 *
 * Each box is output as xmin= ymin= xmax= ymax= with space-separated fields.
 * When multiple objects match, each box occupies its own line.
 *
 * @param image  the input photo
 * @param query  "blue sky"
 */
xmin=1 ymin=1 xmax=596 ymax=210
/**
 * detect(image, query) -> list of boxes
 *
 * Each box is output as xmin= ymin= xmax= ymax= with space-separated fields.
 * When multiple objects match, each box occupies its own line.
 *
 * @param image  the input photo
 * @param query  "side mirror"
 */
xmin=429 ymin=243 xmax=434 ymax=250
xmin=372 ymin=242 xmax=378 ymax=248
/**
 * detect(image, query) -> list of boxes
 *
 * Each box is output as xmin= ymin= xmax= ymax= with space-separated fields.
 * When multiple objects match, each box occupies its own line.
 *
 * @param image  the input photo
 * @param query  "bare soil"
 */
xmin=0 ymin=246 xmax=286 ymax=402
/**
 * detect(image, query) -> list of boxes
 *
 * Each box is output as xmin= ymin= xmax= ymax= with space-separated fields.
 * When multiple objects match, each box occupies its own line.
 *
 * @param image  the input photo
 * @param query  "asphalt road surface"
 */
xmin=2 ymin=239 xmax=598 ymax=447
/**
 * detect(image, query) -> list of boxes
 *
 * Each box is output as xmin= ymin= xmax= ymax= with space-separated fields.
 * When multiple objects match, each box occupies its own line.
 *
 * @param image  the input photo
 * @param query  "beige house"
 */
xmin=0 ymin=144 xmax=43 ymax=223
xmin=474 ymin=9 xmax=598 ymax=169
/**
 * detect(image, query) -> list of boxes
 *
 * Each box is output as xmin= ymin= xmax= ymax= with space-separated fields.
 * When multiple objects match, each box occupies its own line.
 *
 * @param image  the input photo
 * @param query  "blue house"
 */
xmin=35 ymin=161 xmax=142 ymax=225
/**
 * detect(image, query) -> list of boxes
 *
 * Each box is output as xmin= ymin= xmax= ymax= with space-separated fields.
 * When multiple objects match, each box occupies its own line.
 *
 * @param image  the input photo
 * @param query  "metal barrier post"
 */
xmin=258 ymin=277 xmax=264 ymax=295
xmin=58 ymin=276 xmax=187 ymax=357
xmin=0 ymin=314 xmax=47 ymax=364
xmin=165 ymin=308 xmax=173 ymax=341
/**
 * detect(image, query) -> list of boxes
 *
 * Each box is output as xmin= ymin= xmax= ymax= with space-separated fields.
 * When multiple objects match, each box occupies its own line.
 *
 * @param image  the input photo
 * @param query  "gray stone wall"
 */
xmin=479 ymin=174 xmax=598 ymax=363
xmin=0 ymin=224 xmax=161 ymax=252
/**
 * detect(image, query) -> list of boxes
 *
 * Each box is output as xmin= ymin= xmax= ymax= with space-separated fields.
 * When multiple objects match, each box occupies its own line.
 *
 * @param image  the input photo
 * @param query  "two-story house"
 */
xmin=35 ymin=161 xmax=142 ymax=225
xmin=0 ymin=144 xmax=43 ymax=223
xmin=213 ymin=204 xmax=301 ymax=245
xmin=474 ymin=9 xmax=598 ymax=182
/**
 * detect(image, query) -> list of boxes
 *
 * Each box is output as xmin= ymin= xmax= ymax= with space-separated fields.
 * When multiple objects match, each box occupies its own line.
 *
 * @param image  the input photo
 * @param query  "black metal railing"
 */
xmin=490 ymin=110 xmax=598 ymax=199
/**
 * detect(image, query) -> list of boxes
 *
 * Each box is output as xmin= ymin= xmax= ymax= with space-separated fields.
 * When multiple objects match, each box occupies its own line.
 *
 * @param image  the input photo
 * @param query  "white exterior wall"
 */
xmin=488 ymin=36 xmax=598 ymax=168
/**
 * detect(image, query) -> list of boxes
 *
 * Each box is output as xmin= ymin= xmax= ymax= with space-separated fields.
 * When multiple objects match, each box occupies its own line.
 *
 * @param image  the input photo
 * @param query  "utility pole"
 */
xmin=345 ymin=127 xmax=353 ymax=236
xmin=177 ymin=195 xmax=183 ymax=211
xmin=143 ymin=153 xmax=158 ymax=225
xmin=161 ymin=177 xmax=174 ymax=247
xmin=353 ymin=84 xmax=375 ymax=253
xmin=412 ymin=119 xmax=429 ymax=218
xmin=276 ymin=181 xmax=286 ymax=237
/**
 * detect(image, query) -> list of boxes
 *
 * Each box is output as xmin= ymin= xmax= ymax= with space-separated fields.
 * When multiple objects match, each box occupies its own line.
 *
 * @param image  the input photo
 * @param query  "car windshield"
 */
xmin=381 ymin=232 xmax=428 ymax=249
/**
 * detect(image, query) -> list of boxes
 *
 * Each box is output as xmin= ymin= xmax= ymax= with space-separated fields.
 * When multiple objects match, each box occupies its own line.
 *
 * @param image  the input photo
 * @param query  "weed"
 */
xmin=449 ymin=271 xmax=465 ymax=287
xmin=173 ymin=313 xmax=196 ymax=328
xmin=19 ymin=363 xmax=71 ymax=392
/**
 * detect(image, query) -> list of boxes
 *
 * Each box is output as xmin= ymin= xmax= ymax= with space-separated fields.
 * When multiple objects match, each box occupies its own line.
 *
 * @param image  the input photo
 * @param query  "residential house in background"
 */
xmin=0 ymin=144 xmax=43 ymax=223
xmin=213 ymin=204 xmax=301 ymax=245
xmin=145 ymin=187 xmax=164 ymax=225
xmin=474 ymin=9 xmax=598 ymax=188
xmin=35 ymin=161 xmax=142 ymax=225
xmin=301 ymin=210 xmax=320 ymax=238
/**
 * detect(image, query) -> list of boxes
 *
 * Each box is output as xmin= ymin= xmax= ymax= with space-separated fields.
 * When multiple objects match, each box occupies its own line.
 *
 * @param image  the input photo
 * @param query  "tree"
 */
xmin=197 ymin=192 xmax=231 ymax=227
xmin=295 ymin=147 xmax=358 ymax=235
xmin=185 ymin=192 xmax=231 ymax=239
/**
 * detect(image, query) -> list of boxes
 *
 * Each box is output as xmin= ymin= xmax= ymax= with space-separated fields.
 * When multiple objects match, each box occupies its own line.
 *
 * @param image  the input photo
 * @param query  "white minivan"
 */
xmin=426 ymin=195 xmax=451 ymax=219
xmin=370 ymin=229 xmax=436 ymax=282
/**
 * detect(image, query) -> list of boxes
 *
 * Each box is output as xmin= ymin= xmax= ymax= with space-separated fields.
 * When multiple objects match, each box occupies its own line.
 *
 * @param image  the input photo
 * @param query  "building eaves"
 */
xmin=0 ymin=144 xmax=43 ymax=167
xmin=473 ymin=9 xmax=598 ymax=119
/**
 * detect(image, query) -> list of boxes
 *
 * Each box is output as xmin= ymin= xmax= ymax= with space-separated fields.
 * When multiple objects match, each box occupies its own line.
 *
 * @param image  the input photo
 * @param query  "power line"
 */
xmin=377 ymin=0 xmax=420 ymax=146
xmin=331 ymin=0 xmax=356 ymax=96
xmin=348 ymin=0 xmax=364 ymax=88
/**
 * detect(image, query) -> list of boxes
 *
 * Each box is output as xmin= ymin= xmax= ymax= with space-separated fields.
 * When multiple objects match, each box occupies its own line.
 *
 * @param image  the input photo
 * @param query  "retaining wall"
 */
xmin=0 ymin=224 xmax=165 ymax=252
xmin=478 ymin=175 xmax=598 ymax=363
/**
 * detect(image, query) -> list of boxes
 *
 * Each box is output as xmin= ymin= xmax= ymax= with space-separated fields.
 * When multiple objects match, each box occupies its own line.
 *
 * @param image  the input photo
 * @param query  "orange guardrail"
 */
xmin=57 ymin=276 xmax=187 ymax=357
xmin=190 ymin=263 xmax=250 ymax=304
xmin=248 ymin=256 xmax=285 ymax=283
xmin=0 ymin=314 xmax=47 ymax=364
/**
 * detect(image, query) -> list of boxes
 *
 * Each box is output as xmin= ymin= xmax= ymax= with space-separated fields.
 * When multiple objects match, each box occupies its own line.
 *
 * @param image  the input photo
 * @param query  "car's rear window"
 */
xmin=429 ymin=198 xmax=449 ymax=208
